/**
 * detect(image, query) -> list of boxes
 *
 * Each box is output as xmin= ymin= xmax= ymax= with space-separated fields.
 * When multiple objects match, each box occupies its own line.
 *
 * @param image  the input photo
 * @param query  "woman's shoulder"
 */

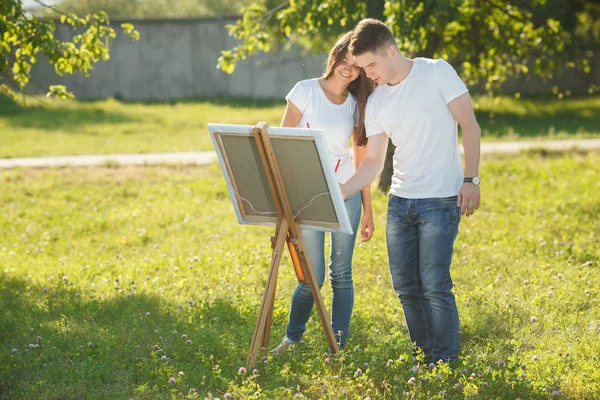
xmin=347 ymin=92 xmax=358 ymax=106
xmin=294 ymin=78 xmax=320 ymax=90
xmin=287 ymin=79 xmax=319 ymax=104
xmin=288 ymin=79 xmax=320 ymax=99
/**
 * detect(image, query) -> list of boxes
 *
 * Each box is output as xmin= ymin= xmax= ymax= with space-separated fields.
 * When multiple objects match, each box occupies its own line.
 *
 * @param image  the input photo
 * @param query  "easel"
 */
xmin=246 ymin=121 xmax=339 ymax=368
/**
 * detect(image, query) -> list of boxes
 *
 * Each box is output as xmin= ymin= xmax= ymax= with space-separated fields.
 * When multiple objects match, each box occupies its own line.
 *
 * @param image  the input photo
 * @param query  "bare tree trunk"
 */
xmin=377 ymin=139 xmax=395 ymax=193
xmin=593 ymin=48 xmax=600 ymax=89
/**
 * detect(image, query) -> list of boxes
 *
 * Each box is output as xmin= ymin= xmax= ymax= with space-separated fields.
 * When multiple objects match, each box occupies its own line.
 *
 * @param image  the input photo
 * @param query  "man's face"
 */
xmin=353 ymin=45 xmax=395 ymax=85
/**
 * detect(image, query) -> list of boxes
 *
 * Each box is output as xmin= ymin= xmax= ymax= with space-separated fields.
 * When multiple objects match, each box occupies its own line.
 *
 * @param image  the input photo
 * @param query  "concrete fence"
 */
xmin=27 ymin=17 xmax=598 ymax=101
xmin=29 ymin=17 xmax=328 ymax=101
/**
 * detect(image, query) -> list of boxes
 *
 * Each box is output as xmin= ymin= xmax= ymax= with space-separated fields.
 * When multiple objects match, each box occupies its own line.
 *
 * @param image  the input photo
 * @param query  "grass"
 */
xmin=0 ymin=97 xmax=284 ymax=158
xmin=1 ymin=150 xmax=599 ymax=399
xmin=1 ymin=94 xmax=599 ymax=158
xmin=474 ymin=95 xmax=600 ymax=140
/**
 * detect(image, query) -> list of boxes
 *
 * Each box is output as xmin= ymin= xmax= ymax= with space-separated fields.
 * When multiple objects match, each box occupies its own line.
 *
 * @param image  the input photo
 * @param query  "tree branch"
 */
xmin=487 ymin=0 xmax=529 ymax=24
xmin=260 ymin=1 xmax=290 ymax=24
xmin=32 ymin=0 xmax=67 ymax=16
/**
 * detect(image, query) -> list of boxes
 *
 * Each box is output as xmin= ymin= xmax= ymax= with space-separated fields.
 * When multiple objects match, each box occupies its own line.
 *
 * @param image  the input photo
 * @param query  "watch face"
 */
xmin=473 ymin=176 xmax=481 ymax=185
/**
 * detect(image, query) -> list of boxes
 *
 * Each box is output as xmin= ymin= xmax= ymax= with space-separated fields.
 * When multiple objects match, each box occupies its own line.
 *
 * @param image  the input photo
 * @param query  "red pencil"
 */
xmin=306 ymin=122 xmax=310 ymax=128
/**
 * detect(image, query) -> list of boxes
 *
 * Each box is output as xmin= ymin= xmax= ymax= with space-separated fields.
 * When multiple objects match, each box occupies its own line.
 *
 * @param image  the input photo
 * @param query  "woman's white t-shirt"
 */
xmin=285 ymin=78 xmax=358 ymax=184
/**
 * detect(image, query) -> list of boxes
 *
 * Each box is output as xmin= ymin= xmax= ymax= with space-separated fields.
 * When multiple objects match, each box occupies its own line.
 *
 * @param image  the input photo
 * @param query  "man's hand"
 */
xmin=339 ymin=183 xmax=348 ymax=200
xmin=342 ymin=133 xmax=388 ymax=198
xmin=457 ymin=183 xmax=480 ymax=217
xmin=360 ymin=211 xmax=374 ymax=242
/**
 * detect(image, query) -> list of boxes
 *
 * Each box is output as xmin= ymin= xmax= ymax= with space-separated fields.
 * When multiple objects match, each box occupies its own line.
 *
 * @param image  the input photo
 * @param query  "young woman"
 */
xmin=273 ymin=31 xmax=375 ymax=352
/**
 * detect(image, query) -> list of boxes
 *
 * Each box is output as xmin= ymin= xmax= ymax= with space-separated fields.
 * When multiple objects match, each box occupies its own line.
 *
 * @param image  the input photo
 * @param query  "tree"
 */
xmin=217 ymin=0 xmax=599 ymax=192
xmin=1 ymin=0 xmax=139 ymax=100
xmin=43 ymin=0 xmax=255 ymax=19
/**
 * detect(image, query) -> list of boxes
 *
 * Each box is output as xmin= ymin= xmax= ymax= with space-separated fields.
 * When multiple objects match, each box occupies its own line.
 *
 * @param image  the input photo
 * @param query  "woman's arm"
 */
xmin=353 ymin=136 xmax=374 ymax=242
xmin=281 ymin=100 xmax=302 ymax=128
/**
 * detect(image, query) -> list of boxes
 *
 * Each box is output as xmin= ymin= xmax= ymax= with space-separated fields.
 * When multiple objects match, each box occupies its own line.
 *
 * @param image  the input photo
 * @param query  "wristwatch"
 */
xmin=464 ymin=176 xmax=481 ymax=186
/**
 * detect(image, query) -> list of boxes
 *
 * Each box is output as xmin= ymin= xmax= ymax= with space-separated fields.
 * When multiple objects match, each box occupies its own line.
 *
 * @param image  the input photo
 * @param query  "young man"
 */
xmin=342 ymin=18 xmax=481 ymax=364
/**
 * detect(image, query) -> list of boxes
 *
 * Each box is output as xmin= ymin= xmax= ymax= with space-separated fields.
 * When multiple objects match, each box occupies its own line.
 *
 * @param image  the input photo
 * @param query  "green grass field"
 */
xmin=1 ymin=95 xmax=599 ymax=158
xmin=1 ymin=150 xmax=598 ymax=399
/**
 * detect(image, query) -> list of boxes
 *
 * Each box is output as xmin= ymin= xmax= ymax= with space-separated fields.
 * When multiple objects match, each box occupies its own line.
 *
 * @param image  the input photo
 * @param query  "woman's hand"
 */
xmin=360 ymin=210 xmax=374 ymax=242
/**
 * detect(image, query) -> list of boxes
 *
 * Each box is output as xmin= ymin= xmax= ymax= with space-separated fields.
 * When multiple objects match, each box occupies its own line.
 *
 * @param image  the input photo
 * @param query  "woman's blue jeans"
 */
xmin=285 ymin=192 xmax=362 ymax=349
xmin=386 ymin=195 xmax=461 ymax=362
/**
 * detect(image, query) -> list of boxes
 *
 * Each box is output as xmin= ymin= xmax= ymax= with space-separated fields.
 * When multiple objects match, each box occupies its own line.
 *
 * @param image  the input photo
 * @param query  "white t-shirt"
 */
xmin=365 ymin=58 xmax=469 ymax=198
xmin=286 ymin=78 xmax=358 ymax=184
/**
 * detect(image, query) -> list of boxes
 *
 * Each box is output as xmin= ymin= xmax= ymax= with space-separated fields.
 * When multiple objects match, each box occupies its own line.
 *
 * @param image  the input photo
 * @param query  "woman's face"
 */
xmin=334 ymin=52 xmax=361 ymax=83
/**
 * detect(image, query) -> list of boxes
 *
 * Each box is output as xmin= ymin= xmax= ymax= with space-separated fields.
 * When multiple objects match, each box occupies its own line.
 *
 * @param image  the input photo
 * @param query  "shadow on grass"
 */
xmin=0 ymin=272 xmax=545 ymax=398
xmin=0 ymin=95 xmax=142 ymax=132
xmin=348 ymin=305 xmax=515 ymax=359
xmin=0 ymin=277 xmax=250 ymax=399
xmin=256 ymin=305 xmax=537 ymax=398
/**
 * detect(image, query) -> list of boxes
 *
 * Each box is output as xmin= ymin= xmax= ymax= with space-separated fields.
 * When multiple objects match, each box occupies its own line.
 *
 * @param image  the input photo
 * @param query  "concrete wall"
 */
xmin=29 ymin=17 xmax=328 ymax=101
xmin=28 ymin=18 xmax=598 ymax=101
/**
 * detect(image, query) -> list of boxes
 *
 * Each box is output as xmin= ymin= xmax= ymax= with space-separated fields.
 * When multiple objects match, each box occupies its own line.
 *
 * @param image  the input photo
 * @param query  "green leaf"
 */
xmin=0 ymin=4 xmax=138 ymax=99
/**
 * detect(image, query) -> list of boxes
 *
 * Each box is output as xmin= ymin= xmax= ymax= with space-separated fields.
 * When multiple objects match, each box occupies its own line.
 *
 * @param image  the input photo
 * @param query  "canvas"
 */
xmin=208 ymin=123 xmax=353 ymax=235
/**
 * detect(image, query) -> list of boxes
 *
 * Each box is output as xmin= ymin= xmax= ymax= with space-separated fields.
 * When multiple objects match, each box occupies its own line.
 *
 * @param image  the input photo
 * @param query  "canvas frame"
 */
xmin=208 ymin=123 xmax=353 ymax=235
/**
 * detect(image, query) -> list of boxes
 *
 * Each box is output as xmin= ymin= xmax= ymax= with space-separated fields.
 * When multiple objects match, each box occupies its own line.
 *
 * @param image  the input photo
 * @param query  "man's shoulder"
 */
xmin=416 ymin=57 xmax=449 ymax=65
xmin=415 ymin=57 xmax=457 ymax=74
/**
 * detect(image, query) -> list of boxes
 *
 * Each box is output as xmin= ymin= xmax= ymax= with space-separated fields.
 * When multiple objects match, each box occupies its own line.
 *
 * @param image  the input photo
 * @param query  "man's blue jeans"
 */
xmin=285 ymin=192 xmax=362 ymax=349
xmin=386 ymin=195 xmax=461 ymax=362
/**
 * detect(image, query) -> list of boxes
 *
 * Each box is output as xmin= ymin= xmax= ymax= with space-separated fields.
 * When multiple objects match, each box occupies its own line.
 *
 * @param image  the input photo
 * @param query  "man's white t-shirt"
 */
xmin=286 ymin=78 xmax=358 ymax=184
xmin=365 ymin=58 xmax=468 ymax=198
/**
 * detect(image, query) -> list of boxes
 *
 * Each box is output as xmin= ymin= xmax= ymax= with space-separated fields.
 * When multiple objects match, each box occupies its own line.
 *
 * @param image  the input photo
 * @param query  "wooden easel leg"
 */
xmin=262 ymin=285 xmax=276 ymax=351
xmin=293 ymin=236 xmax=340 ymax=354
xmin=247 ymin=219 xmax=289 ymax=368
xmin=262 ymin=231 xmax=306 ymax=349
xmin=261 ymin=230 xmax=280 ymax=350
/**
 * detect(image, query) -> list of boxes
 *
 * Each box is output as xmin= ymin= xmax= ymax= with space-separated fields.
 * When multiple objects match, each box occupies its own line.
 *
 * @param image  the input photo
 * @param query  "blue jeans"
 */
xmin=285 ymin=192 xmax=362 ymax=349
xmin=386 ymin=195 xmax=461 ymax=362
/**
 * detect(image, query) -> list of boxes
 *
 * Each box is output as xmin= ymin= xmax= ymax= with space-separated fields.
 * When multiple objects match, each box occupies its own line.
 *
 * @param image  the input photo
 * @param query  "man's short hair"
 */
xmin=349 ymin=18 xmax=397 ymax=56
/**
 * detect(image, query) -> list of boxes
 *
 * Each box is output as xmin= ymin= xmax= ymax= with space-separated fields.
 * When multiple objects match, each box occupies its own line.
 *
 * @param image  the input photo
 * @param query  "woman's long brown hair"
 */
xmin=322 ymin=31 xmax=375 ymax=147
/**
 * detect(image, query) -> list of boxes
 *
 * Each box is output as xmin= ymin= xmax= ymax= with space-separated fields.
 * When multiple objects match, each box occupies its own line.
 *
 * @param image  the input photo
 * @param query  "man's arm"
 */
xmin=341 ymin=133 xmax=389 ymax=198
xmin=353 ymin=139 xmax=374 ymax=242
xmin=448 ymin=92 xmax=481 ymax=217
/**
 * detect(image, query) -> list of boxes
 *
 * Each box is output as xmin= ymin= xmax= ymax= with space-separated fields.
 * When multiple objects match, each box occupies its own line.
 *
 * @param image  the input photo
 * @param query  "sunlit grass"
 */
xmin=1 ymin=150 xmax=598 ymax=399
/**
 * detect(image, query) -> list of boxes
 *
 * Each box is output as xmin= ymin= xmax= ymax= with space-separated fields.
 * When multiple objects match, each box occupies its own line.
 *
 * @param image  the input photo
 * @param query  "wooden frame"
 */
xmin=208 ymin=123 xmax=352 ymax=234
